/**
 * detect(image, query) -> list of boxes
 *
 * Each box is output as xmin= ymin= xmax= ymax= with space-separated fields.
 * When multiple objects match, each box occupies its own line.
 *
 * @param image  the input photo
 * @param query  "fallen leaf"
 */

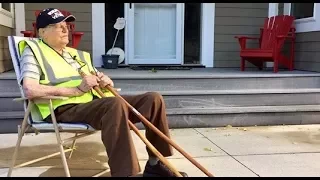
xmin=203 ymin=147 xmax=213 ymax=151
xmin=34 ymin=129 xmax=40 ymax=135
xmin=212 ymin=128 xmax=217 ymax=130
xmin=243 ymin=128 xmax=247 ymax=131
xmin=293 ymin=142 xmax=298 ymax=145
xmin=151 ymin=68 xmax=157 ymax=73
xmin=226 ymin=125 xmax=232 ymax=128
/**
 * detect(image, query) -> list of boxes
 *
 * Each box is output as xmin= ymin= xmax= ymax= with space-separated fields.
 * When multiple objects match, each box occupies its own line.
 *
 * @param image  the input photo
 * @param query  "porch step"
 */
xmin=0 ymin=111 xmax=24 ymax=119
xmin=0 ymin=92 xmax=23 ymax=111
xmin=2 ymin=71 xmax=320 ymax=92
xmin=1 ymin=69 xmax=320 ymax=133
xmin=163 ymin=105 xmax=320 ymax=128
xmin=2 ymin=105 xmax=320 ymax=133
xmin=114 ymin=76 xmax=320 ymax=91
xmin=2 ymin=89 xmax=320 ymax=112
xmin=167 ymin=105 xmax=320 ymax=114
xmin=129 ymin=89 xmax=320 ymax=108
xmin=0 ymin=111 xmax=25 ymax=134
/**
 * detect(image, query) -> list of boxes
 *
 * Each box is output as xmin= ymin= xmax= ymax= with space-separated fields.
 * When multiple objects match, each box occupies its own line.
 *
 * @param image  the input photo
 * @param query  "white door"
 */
xmin=126 ymin=3 xmax=184 ymax=65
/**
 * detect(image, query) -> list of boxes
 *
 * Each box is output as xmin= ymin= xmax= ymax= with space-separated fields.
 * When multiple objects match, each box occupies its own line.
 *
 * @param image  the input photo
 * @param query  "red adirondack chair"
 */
xmin=20 ymin=9 xmax=84 ymax=49
xmin=235 ymin=15 xmax=296 ymax=73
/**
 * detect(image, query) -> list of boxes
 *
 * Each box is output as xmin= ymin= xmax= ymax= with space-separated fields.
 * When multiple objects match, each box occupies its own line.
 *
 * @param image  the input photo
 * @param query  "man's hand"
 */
xmin=78 ymin=75 xmax=100 ymax=92
xmin=96 ymin=71 xmax=114 ymax=88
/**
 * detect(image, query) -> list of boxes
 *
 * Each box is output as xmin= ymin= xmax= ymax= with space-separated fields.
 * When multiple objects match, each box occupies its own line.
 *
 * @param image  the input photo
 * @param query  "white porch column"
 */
xmin=268 ymin=3 xmax=279 ymax=17
xmin=283 ymin=3 xmax=291 ymax=15
xmin=14 ymin=3 xmax=25 ymax=36
xmin=266 ymin=3 xmax=279 ymax=68
xmin=92 ymin=3 xmax=105 ymax=67
xmin=201 ymin=3 xmax=215 ymax=68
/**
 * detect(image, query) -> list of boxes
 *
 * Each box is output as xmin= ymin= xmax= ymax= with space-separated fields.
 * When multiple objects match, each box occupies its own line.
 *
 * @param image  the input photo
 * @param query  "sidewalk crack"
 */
xmin=194 ymin=128 xmax=260 ymax=177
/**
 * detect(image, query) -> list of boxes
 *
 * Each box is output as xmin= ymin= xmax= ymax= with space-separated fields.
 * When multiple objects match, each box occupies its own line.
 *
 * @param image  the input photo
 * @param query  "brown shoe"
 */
xmin=143 ymin=161 xmax=188 ymax=177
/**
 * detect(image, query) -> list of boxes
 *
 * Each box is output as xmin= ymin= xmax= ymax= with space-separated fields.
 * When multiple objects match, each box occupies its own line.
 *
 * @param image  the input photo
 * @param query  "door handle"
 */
xmin=129 ymin=3 xmax=132 ymax=9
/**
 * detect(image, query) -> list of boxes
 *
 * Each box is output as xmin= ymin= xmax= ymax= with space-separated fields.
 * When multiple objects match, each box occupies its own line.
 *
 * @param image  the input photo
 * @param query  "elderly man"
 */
xmin=18 ymin=8 xmax=187 ymax=177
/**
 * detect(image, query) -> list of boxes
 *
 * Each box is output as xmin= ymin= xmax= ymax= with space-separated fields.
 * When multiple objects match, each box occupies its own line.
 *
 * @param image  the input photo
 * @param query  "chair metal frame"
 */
xmin=6 ymin=36 xmax=108 ymax=177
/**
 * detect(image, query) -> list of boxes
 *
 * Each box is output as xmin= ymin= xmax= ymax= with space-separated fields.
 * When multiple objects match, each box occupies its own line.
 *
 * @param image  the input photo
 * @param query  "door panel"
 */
xmin=126 ymin=3 xmax=184 ymax=65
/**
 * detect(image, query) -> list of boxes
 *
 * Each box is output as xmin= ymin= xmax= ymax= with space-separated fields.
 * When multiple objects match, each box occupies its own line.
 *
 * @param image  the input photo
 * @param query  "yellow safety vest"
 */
xmin=18 ymin=39 xmax=114 ymax=120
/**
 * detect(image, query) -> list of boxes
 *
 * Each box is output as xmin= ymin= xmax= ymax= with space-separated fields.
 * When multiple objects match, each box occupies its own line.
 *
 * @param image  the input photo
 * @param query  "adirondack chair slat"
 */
xmin=235 ymin=15 xmax=296 ymax=73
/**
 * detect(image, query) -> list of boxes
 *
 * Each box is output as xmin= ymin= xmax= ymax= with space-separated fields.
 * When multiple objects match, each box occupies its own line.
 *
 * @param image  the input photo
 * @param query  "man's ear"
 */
xmin=38 ymin=28 xmax=45 ymax=38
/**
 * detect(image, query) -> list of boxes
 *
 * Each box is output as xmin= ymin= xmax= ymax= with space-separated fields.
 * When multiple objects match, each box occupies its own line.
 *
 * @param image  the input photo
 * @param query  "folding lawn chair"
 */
xmin=6 ymin=36 xmax=109 ymax=177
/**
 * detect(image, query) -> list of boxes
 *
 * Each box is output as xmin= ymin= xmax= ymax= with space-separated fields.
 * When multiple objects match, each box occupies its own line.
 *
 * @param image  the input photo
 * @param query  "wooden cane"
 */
xmin=89 ymin=71 xmax=214 ymax=177
xmin=78 ymin=69 xmax=183 ymax=177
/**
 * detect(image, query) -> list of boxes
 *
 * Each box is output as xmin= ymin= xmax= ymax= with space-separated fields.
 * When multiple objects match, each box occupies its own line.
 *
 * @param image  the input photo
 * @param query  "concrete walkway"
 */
xmin=1 ymin=124 xmax=320 ymax=177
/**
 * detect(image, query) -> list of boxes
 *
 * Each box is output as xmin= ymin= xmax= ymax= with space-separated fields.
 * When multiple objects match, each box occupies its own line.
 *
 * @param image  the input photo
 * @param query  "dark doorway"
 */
xmin=184 ymin=3 xmax=201 ymax=65
xmin=105 ymin=3 xmax=125 ymax=56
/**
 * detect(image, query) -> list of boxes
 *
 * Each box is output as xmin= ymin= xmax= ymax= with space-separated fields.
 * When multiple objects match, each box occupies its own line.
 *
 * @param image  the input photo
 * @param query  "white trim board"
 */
xmin=0 ymin=3 xmax=14 ymax=28
xmin=268 ymin=3 xmax=278 ymax=17
xmin=284 ymin=3 xmax=320 ymax=33
xmin=92 ymin=3 xmax=215 ymax=68
xmin=266 ymin=3 xmax=278 ymax=68
xmin=92 ymin=3 xmax=106 ymax=67
xmin=14 ymin=3 xmax=25 ymax=36
xmin=201 ymin=3 xmax=214 ymax=68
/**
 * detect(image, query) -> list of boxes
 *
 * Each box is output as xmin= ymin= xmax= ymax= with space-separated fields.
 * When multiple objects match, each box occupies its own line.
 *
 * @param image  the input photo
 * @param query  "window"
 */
xmin=0 ymin=3 xmax=14 ymax=28
xmin=291 ymin=3 xmax=314 ymax=19
xmin=284 ymin=3 xmax=320 ymax=33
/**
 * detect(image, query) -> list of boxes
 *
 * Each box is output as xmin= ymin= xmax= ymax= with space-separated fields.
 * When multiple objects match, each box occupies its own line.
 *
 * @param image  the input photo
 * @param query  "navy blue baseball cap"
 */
xmin=36 ymin=8 xmax=75 ymax=30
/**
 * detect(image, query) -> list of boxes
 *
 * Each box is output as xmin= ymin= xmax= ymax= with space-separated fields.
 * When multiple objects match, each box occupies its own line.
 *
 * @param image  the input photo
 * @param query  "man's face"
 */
xmin=42 ymin=21 xmax=70 ymax=47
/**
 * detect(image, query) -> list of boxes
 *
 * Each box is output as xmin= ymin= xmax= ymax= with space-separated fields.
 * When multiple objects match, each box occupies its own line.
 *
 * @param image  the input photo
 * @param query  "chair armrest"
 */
xmin=72 ymin=32 xmax=84 ymax=35
xmin=13 ymin=96 xmax=68 ymax=102
xmin=20 ymin=31 xmax=34 ymax=37
xmin=71 ymin=32 xmax=84 ymax=48
xmin=235 ymin=36 xmax=260 ymax=50
xmin=234 ymin=36 xmax=260 ymax=40
xmin=277 ymin=35 xmax=295 ymax=39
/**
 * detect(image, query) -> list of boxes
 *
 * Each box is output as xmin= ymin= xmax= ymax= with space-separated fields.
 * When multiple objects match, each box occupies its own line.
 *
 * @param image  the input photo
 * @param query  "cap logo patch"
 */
xmin=47 ymin=9 xmax=64 ymax=19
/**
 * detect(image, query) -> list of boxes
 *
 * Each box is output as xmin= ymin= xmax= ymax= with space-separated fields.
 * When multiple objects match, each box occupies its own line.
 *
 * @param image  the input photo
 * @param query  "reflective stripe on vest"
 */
xmin=27 ymin=40 xmax=82 ymax=85
xmin=19 ymin=39 xmax=94 ymax=119
xmin=19 ymin=39 xmax=115 ymax=120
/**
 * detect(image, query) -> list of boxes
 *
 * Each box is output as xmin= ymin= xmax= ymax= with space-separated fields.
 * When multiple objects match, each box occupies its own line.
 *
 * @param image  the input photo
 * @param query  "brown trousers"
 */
xmin=45 ymin=92 xmax=173 ymax=177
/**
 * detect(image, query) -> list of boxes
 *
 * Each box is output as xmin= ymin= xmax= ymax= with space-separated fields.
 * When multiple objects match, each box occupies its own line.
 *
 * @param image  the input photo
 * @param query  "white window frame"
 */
xmin=284 ymin=3 xmax=320 ymax=33
xmin=0 ymin=3 xmax=14 ymax=28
